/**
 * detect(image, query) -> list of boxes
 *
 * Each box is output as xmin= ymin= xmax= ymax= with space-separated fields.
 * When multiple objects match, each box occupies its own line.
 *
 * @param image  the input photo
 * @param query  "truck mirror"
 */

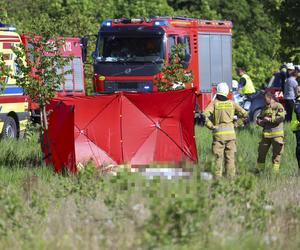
xmin=184 ymin=53 xmax=191 ymax=62
xmin=80 ymin=37 xmax=88 ymax=63
xmin=180 ymin=53 xmax=190 ymax=69
xmin=177 ymin=37 xmax=184 ymax=44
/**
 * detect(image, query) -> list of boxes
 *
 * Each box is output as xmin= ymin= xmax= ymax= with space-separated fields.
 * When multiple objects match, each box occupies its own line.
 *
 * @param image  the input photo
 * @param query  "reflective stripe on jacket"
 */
xmin=214 ymin=127 xmax=235 ymax=136
xmin=204 ymin=99 xmax=248 ymax=141
xmin=263 ymin=127 xmax=284 ymax=138
xmin=258 ymin=100 xmax=285 ymax=139
xmin=241 ymin=74 xmax=256 ymax=95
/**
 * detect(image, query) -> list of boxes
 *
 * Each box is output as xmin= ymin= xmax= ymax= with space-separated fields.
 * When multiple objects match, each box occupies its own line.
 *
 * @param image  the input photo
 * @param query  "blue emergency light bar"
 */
xmin=154 ymin=20 xmax=168 ymax=26
xmin=0 ymin=23 xmax=17 ymax=32
xmin=101 ymin=20 xmax=112 ymax=27
xmin=101 ymin=19 xmax=169 ymax=27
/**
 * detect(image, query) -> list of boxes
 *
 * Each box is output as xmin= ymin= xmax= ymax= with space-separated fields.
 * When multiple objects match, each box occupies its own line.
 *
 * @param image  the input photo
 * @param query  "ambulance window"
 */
xmin=168 ymin=35 xmax=176 ymax=61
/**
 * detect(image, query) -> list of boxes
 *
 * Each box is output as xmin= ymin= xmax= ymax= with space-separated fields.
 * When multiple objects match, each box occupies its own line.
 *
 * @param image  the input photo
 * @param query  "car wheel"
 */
xmin=2 ymin=116 xmax=18 ymax=139
xmin=252 ymin=109 xmax=262 ymax=124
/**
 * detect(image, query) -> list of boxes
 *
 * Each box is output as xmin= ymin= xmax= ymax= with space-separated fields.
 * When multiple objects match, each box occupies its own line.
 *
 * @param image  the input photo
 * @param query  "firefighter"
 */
xmin=291 ymin=86 xmax=300 ymax=172
xmin=256 ymin=91 xmax=285 ymax=173
xmin=236 ymin=67 xmax=256 ymax=96
xmin=204 ymin=82 xmax=248 ymax=178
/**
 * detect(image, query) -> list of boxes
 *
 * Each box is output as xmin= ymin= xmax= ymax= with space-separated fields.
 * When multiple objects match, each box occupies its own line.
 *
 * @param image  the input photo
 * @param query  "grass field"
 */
xmin=1 ymin=125 xmax=300 ymax=250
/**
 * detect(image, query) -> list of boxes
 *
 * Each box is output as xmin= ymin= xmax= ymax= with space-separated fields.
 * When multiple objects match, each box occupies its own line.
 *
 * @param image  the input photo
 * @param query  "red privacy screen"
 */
xmin=44 ymin=89 xmax=197 ymax=172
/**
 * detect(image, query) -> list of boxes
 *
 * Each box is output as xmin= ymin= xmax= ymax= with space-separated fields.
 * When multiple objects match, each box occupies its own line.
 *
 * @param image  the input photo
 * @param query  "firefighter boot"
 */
xmin=273 ymin=163 xmax=280 ymax=173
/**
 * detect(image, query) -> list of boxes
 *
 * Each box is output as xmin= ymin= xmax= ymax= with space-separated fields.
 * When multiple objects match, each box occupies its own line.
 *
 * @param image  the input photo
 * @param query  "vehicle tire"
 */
xmin=252 ymin=109 xmax=262 ymax=124
xmin=2 ymin=116 xmax=18 ymax=139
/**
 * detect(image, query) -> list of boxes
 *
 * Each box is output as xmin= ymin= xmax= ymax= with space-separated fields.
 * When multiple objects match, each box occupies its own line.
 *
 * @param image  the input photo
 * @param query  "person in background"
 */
xmin=286 ymin=63 xmax=295 ymax=78
xmin=291 ymin=86 xmax=300 ymax=173
xmin=270 ymin=64 xmax=287 ymax=92
xmin=236 ymin=67 xmax=256 ymax=97
xmin=204 ymin=82 xmax=248 ymax=178
xmin=232 ymin=79 xmax=239 ymax=92
xmin=284 ymin=65 xmax=298 ymax=122
xmin=295 ymin=65 xmax=300 ymax=83
xmin=256 ymin=91 xmax=285 ymax=173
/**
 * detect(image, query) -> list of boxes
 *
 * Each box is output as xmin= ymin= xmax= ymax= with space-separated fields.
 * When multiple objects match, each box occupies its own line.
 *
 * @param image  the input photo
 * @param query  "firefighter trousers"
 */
xmin=212 ymin=140 xmax=236 ymax=178
xmin=257 ymin=137 xmax=284 ymax=169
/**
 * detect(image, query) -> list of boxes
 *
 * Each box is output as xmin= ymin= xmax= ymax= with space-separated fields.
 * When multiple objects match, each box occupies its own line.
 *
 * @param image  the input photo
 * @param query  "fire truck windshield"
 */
xmin=96 ymin=35 xmax=164 ymax=63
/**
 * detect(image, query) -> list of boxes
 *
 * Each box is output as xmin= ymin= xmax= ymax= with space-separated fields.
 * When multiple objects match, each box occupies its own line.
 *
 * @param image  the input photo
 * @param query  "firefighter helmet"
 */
xmin=217 ymin=82 xmax=229 ymax=97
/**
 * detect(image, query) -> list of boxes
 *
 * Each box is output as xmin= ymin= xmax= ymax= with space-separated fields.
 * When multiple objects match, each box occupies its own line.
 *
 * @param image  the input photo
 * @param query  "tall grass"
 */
xmin=0 ymin=125 xmax=300 ymax=250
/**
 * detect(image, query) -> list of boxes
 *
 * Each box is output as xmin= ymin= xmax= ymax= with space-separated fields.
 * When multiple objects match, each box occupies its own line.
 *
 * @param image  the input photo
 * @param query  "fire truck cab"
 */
xmin=92 ymin=16 xmax=233 ymax=111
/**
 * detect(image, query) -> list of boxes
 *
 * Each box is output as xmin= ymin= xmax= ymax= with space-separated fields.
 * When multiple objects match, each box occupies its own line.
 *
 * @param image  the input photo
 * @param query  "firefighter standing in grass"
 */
xmin=204 ymin=82 xmax=248 ymax=178
xmin=256 ymin=91 xmax=285 ymax=173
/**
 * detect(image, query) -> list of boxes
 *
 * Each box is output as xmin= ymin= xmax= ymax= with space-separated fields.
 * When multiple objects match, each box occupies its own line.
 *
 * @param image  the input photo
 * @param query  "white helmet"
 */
xmin=286 ymin=63 xmax=295 ymax=70
xmin=217 ymin=82 xmax=229 ymax=97
xmin=232 ymin=80 xmax=239 ymax=89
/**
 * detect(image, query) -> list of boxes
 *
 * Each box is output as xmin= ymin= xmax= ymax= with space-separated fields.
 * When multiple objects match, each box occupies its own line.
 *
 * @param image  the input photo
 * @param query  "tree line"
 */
xmin=0 ymin=0 xmax=299 ymax=86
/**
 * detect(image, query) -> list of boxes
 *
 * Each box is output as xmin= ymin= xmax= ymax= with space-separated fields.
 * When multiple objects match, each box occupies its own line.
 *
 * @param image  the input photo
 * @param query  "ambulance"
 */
xmin=0 ymin=24 xmax=28 ymax=138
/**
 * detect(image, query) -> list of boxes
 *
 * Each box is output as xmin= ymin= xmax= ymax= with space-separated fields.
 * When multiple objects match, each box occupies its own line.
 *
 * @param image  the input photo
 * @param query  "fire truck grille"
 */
xmin=104 ymin=81 xmax=153 ymax=92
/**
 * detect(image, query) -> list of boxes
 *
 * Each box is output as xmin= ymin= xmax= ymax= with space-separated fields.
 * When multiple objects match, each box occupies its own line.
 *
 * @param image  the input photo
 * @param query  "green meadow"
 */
xmin=0 ymin=125 xmax=300 ymax=250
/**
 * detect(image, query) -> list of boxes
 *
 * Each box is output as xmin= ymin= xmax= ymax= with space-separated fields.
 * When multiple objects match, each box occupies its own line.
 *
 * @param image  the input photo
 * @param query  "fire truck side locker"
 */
xmin=198 ymin=32 xmax=232 ymax=109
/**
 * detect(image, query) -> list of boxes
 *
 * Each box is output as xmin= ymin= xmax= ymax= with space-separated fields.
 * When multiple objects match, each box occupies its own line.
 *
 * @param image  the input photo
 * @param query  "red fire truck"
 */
xmin=21 ymin=36 xmax=86 ymax=97
xmin=21 ymin=35 xmax=86 ymax=120
xmin=0 ymin=23 xmax=86 ymax=137
xmin=91 ymin=16 xmax=232 ymax=111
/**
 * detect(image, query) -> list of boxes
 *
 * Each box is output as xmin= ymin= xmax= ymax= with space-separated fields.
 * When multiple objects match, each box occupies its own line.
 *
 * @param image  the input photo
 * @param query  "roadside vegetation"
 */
xmin=1 ymin=125 xmax=300 ymax=250
xmin=1 ymin=0 xmax=299 ymax=91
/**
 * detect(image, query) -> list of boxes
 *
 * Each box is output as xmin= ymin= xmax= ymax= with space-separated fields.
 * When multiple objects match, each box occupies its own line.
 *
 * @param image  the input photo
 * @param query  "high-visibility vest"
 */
xmin=241 ymin=74 xmax=256 ymax=95
xmin=291 ymin=98 xmax=300 ymax=131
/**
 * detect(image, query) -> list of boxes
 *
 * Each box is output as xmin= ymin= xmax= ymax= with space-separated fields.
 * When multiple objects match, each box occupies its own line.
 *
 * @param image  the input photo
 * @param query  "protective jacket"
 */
xmin=204 ymin=98 xmax=248 ymax=141
xmin=240 ymin=74 xmax=256 ymax=95
xmin=291 ymin=96 xmax=300 ymax=131
xmin=257 ymin=100 xmax=285 ymax=138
